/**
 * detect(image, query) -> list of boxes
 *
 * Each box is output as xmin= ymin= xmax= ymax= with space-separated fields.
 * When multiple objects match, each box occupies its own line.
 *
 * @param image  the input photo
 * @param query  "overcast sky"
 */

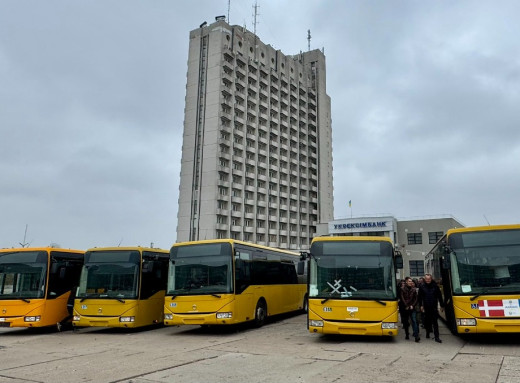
xmin=1 ymin=1 xmax=519 ymax=250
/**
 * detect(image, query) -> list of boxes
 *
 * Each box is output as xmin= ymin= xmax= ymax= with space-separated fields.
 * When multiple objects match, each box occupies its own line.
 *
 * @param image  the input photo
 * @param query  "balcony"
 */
xmin=231 ymin=196 xmax=243 ymax=204
xmin=216 ymin=223 xmax=229 ymax=231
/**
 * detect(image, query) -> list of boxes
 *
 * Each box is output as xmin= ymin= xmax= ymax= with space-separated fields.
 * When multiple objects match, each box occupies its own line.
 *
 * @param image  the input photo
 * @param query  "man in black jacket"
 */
xmin=418 ymin=273 xmax=444 ymax=343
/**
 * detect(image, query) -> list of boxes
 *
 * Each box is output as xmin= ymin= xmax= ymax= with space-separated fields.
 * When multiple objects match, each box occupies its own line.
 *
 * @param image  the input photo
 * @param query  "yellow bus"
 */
xmin=303 ymin=236 xmax=403 ymax=336
xmin=0 ymin=247 xmax=84 ymax=329
xmin=73 ymin=247 xmax=169 ymax=328
xmin=163 ymin=239 xmax=307 ymax=327
xmin=426 ymin=224 xmax=520 ymax=334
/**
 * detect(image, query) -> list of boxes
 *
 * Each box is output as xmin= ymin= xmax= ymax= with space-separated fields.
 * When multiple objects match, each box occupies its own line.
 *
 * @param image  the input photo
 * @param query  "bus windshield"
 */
xmin=309 ymin=241 xmax=396 ymax=300
xmin=77 ymin=250 xmax=140 ymax=299
xmin=0 ymin=251 xmax=48 ymax=299
xmin=449 ymin=229 xmax=520 ymax=295
xmin=168 ymin=243 xmax=233 ymax=295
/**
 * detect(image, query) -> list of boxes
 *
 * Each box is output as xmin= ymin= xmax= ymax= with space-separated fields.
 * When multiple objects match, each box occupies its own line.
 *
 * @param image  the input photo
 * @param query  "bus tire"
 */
xmin=254 ymin=299 xmax=267 ymax=327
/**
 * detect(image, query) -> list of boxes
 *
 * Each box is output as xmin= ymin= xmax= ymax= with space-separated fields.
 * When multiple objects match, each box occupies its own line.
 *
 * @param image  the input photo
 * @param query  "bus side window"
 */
xmin=234 ymin=249 xmax=252 ymax=294
xmin=141 ymin=254 xmax=169 ymax=299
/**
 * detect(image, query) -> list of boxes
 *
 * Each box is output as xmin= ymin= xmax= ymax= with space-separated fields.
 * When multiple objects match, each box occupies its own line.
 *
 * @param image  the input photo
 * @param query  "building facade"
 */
xmin=321 ymin=215 xmax=464 ymax=278
xmin=176 ymin=18 xmax=334 ymax=250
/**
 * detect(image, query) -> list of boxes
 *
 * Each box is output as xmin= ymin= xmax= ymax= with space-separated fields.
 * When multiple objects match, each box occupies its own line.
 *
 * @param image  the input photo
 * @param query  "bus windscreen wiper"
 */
xmin=211 ymin=294 xmax=222 ymax=298
xmin=20 ymin=298 xmax=31 ymax=303
xmin=374 ymin=299 xmax=387 ymax=306
xmin=470 ymin=286 xmax=503 ymax=301
xmin=80 ymin=294 xmax=98 ymax=302
xmin=321 ymin=298 xmax=330 ymax=304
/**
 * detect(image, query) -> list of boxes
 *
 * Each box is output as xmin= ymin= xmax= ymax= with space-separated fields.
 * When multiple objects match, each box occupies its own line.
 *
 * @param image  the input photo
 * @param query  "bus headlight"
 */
xmin=456 ymin=318 xmax=476 ymax=326
xmin=164 ymin=314 xmax=173 ymax=320
xmin=119 ymin=316 xmax=135 ymax=323
xmin=381 ymin=322 xmax=398 ymax=329
xmin=216 ymin=312 xmax=232 ymax=319
xmin=309 ymin=320 xmax=324 ymax=327
xmin=24 ymin=316 xmax=41 ymax=322
xmin=73 ymin=315 xmax=81 ymax=321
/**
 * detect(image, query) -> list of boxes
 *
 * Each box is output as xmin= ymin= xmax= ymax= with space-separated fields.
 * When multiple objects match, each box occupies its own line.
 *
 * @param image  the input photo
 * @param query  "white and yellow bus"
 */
xmin=73 ymin=247 xmax=169 ymax=328
xmin=0 ymin=247 xmax=84 ymax=329
xmin=426 ymin=224 xmax=520 ymax=334
xmin=163 ymin=239 xmax=307 ymax=327
xmin=303 ymin=236 xmax=403 ymax=336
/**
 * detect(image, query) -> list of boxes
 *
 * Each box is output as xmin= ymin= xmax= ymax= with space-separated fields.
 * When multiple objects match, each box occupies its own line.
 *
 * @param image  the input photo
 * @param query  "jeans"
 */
xmin=401 ymin=308 xmax=419 ymax=337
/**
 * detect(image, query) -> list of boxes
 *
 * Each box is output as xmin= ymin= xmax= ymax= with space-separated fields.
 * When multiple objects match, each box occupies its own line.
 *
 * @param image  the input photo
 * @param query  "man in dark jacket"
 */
xmin=418 ymin=273 xmax=444 ymax=343
xmin=400 ymin=277 xmax=420 ymax=342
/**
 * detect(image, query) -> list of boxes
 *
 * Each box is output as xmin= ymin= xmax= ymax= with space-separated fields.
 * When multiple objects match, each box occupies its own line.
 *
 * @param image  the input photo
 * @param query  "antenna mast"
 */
xmin=307 ymin=29 xmax=311 ymax=51
xmin=252 ymin=0 xmax=259 ymax=37
xmin=227 ymin=0 xmax=231 ymax=22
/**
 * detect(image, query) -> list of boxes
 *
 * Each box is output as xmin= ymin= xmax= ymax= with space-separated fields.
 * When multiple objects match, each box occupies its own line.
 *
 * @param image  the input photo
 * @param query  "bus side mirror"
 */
xmin=442 ymin=254 xmax=451 ymax=269
xmin=395 ymin=255 xmax=403 ymax=269
xmin=300 ymin=252 xmax=309 ymax=261
xmin=297 ymin=261 xmax=305 ymax=276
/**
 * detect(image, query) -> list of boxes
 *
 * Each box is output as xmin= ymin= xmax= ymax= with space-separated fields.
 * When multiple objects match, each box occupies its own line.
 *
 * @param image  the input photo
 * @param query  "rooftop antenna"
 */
xmin=252 ymin=0 xmax=259 ymax=37
xmin=307 ymin=29 xmax=311 ymax=51
xmin=483 ymin=215 xmax=491 ymax=226
xmin=227 ymin=0 xmax=231 ymax=23
xmin=19 ymin=224 xmax=30 ymax=248
xmin=252 ymin=0 xmax=259 ymax=59
xmin=117 ymin=237 xmax=123 ymax=247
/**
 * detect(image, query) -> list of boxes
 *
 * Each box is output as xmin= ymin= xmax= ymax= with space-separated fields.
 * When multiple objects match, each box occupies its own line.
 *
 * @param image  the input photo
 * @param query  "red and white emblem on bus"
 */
xmin=478 ymin=299 xmax=520 ymax=317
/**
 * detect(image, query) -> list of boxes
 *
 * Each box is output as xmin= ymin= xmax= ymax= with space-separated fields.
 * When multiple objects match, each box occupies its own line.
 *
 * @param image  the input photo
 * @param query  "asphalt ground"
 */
xmin=1 ymin=313 xmax=520 ymax=383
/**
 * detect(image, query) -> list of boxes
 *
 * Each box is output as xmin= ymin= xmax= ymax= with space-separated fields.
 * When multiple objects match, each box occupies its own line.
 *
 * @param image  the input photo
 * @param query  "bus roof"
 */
xmin=311 ymin=236 xmax=393 ymax=245
xmin=0 ymin=247 xmax=84 ymax=254
xmin=446 ymin=224 xmax=520 ymax=237
xmin=172 ymin=239 xmax=299 ymax=257
xmin=86 ymin=246 xmax=169 ymax=253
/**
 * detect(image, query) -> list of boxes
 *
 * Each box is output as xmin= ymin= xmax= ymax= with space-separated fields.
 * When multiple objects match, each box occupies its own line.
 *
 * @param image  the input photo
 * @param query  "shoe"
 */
xmin=435 ymin=338 xmax=442 ymax=343
xmin=426 ymin=333 xmax=430 ymax=338
xmin=405 ymin=334 xmax=409 ymax=340
xmin=415 ymin=337 xmax=420 ymax=343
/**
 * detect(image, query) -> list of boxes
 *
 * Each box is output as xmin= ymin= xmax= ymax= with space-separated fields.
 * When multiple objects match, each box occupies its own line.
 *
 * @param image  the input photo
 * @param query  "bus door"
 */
xmin=234 ymin=248 xmax=253 ymax=322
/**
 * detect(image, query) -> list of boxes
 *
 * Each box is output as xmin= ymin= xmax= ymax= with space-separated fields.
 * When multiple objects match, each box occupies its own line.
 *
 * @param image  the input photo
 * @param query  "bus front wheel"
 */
xmin=254 ymin=300 xmax=267 ymax=327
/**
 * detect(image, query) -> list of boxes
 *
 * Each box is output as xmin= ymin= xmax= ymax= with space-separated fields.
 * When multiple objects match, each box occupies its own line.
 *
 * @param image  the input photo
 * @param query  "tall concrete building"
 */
xmin=176 ymin=18 xmax=333 ymax=250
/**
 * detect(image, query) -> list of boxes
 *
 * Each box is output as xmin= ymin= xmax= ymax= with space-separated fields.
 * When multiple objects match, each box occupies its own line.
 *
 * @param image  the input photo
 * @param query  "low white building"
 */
xmin=317 ymin=215 xmax=464 ymax=279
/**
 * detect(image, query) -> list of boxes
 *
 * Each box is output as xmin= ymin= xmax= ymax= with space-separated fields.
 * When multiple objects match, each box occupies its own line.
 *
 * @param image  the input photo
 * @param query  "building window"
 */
xmin=409 ymin=260 xmax=424 ymax=277
xmin=407 ymin=233 xmax=422 ymax=245
xmin=428 ymin=231 xmax=444 ymax=244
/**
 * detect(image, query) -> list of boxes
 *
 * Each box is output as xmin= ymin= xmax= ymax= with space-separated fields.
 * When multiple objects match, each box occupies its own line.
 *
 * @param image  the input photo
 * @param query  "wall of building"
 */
xmin=176 ymin=19 xmax=333 ymax=249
